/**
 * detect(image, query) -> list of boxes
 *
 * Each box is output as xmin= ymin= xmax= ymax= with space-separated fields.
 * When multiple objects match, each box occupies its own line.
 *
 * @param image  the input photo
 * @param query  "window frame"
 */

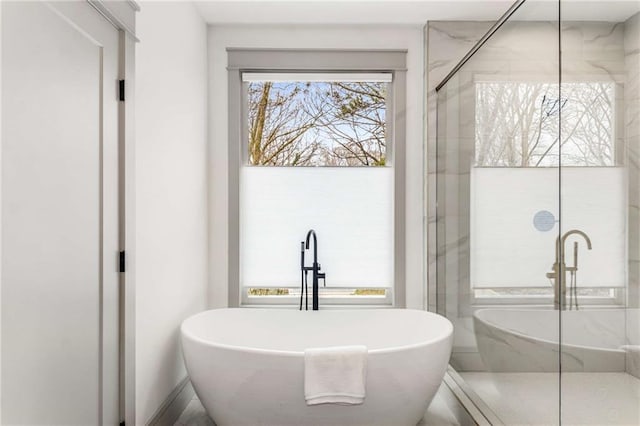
xmin=227 ymin=48 xmax=408 ymax=308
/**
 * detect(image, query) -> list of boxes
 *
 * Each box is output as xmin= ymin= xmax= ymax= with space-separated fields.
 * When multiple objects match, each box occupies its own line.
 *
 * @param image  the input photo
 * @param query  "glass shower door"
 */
xmin=559 ymin=2 xmax=640 ymax=424
xmin=433 ymin=0 xmax=564 ymax=423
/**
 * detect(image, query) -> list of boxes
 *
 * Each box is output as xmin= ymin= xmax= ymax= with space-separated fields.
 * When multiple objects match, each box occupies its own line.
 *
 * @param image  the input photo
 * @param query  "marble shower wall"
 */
xmin=426 ymin=17 xmax=639 ymax=375
xmin=425 ymin=22 xmax=490 ymax=314
xmin=426 ymin=22 xmax=494 ymax=370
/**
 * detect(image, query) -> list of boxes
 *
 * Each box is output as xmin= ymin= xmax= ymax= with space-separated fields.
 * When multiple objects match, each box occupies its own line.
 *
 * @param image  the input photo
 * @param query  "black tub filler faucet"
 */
xmin=300 ymin=229 xmax=326 ymax=311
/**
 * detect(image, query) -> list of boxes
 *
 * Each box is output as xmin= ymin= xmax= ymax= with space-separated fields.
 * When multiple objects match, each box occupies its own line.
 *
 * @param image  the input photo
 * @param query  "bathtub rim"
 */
xmin=181 ymin=307 xmax=454 ymax=357
xmin=474 ymin=307 xmax=627 ymax=355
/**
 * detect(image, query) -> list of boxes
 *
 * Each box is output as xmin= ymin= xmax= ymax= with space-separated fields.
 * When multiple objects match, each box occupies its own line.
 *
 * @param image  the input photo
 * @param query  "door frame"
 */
xmin=83 ymin=2 xmax=139 ymax=424
xmin=77 ymin=3 xmax=139 ymax=424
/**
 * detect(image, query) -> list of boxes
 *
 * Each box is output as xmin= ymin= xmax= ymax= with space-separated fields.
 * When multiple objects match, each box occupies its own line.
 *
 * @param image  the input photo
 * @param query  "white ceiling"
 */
xmin=193 ymin=0 xmax=640 ymax=25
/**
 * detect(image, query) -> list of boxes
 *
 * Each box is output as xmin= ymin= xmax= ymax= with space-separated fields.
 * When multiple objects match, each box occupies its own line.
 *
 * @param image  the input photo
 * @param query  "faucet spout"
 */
xmin=305 ymin=229 xmax=317 ymax=264
xmin=556 ymin=229 xmax=592 ymax=265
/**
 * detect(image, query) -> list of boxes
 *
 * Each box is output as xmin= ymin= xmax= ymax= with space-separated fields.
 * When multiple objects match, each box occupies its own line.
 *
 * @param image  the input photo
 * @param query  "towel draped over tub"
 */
xmin=304 ymin=345 xmax=368 ymax=406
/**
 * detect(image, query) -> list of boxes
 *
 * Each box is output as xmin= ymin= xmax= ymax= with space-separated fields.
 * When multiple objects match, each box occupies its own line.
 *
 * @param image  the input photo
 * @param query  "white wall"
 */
xmin=0 ymin=2 xmax=4 ymax=421
xmin=135 ymin=2 xmax=208 ymax=424
xmin=208 ymin=24 xmax=425 ymax=309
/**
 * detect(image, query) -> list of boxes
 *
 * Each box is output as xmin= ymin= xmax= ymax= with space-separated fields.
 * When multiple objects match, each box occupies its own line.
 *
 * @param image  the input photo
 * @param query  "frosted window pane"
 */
xmin=471 ymin=167 xmax=626 ymax=288
xmin=240 ymin=167 xmax=393 ymax=288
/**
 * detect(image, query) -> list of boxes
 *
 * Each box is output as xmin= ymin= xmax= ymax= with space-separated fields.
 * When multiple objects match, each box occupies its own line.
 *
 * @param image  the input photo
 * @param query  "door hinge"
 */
xmin=119 ymin=250 xmax=126 ymax=273
xmin=119 ymin=80 xmax=125 ymax=102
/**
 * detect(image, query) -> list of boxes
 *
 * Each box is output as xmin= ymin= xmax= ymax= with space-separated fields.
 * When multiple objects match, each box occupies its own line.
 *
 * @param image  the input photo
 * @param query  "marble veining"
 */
xmin=581 ymin=21 xmax=624 ymax=44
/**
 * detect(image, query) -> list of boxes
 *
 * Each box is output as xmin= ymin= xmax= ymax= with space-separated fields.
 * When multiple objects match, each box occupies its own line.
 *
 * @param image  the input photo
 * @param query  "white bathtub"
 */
xmin=474 ymin=308 xmax=639 ymax=373
xmin=181 ymin=308 xmax=453 ymax=426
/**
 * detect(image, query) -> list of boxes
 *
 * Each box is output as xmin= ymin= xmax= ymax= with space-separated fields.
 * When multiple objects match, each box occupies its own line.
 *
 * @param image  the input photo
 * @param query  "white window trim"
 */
xmin=227 ymin=48 xmax=407 ymax=308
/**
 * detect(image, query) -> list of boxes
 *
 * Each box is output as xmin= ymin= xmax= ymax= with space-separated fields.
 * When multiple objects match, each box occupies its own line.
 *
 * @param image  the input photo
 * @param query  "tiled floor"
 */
xmin=174 ymin=383 xmax=462 ymax=426
xmin=461 ymin=372 xmax=640 ymax=425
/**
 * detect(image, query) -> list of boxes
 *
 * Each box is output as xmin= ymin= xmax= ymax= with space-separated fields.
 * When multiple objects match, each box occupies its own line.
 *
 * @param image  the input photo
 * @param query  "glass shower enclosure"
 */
xmin=430 ymin=0 xmax=640 ymax=423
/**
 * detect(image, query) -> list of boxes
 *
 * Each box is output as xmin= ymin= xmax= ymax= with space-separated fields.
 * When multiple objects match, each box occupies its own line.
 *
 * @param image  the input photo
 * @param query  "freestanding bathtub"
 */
xmin=474 ymin=308 xmax=639 ymax=373
xmin=181 ymin=308 xmax=453 ymax=426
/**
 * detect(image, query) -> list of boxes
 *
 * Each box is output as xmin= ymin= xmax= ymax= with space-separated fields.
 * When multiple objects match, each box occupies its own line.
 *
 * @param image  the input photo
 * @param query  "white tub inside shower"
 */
xmin=473 ymin=308 xmax=640 ymax=374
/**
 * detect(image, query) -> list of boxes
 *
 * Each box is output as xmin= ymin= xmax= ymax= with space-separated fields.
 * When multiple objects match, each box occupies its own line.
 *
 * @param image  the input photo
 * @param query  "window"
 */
xmin=245 ymin=73 xmax=390 ymax=167
xmin=227 ymin=50 xmax=407 ymax=307
xmin=475 ymin=81 xmax=616 ymax=167
xmin=470 ymin=80 xmax=624 ymax=305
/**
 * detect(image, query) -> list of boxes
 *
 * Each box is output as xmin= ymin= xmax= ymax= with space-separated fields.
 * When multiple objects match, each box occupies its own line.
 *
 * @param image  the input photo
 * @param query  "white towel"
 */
xmin=304 ymin=345 xmax=367 ymax=406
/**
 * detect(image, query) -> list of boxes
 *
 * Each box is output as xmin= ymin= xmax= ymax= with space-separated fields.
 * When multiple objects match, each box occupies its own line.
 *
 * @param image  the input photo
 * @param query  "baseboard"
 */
xmin=436 ymin=376 xmax=478 ymax=426
xmin=147 ymin=376 xmax=195 ymax=426
xmin=444 ymin=366 xmax=503 ymax=426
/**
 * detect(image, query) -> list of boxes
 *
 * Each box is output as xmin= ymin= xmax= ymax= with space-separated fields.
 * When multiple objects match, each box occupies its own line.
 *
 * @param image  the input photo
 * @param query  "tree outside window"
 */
xmin=247 ymin=81 xmax=387 ymax=167
xmin=475 ymin=81 xmax=615 ymax=167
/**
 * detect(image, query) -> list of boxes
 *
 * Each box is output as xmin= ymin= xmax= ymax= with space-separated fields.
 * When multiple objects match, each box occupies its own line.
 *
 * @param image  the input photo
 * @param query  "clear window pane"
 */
xmin=475 ymin=81 xmax=615 ymax=167
xmin=247 ymin=81 xmax=387 ymax=166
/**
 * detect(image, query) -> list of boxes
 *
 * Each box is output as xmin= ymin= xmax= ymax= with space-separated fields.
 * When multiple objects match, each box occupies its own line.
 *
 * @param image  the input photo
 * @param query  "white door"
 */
xmin=1 ymin=1 xmax=120 ymax=424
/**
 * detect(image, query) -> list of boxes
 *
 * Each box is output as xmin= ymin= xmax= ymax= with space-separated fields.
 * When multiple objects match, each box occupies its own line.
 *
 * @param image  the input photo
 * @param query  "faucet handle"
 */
xmin=318 ymin=272 xmax=326 ymax=287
